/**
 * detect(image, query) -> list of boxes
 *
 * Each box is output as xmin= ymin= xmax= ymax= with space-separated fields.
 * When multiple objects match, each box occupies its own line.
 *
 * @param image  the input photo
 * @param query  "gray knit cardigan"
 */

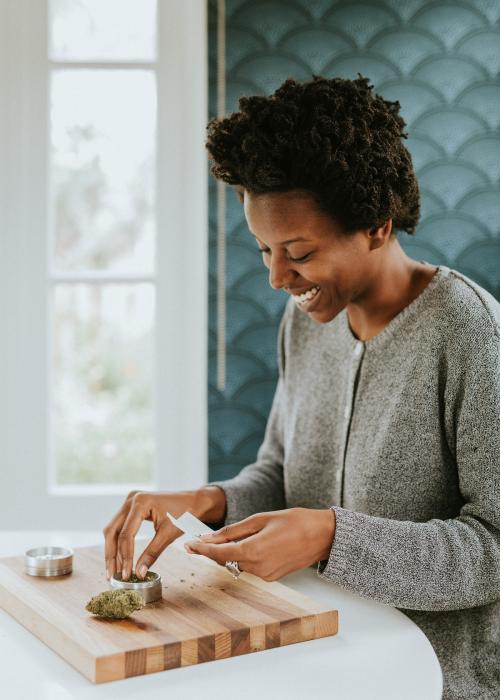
xmin=207 ymin=265 xmax=500 ymax=700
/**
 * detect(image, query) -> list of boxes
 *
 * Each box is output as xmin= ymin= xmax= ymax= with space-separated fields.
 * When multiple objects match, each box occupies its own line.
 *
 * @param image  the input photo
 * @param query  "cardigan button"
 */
xmin=354 ymin=341 xmax=363 ymax=356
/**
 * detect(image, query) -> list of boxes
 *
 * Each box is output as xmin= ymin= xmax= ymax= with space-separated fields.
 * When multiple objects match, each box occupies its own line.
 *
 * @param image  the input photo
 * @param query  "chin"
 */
xmin=309 ymin=307 xmax=341 ymax=324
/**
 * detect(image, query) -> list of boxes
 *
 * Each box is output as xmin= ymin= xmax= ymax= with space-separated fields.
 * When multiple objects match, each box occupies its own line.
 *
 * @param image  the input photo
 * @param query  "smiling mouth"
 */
xmin=291 ymin=285 xmax=320 ymax=306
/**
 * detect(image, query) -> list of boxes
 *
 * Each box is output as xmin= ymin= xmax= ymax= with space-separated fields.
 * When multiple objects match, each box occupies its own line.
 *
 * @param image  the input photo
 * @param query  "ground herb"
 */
xmin=122 ymin=572 xmax=157 ymax=583
xmin=85 ymin=590 xmax=144 ymax=619
xmin=115 ymin=571 xmax=156 ymax=583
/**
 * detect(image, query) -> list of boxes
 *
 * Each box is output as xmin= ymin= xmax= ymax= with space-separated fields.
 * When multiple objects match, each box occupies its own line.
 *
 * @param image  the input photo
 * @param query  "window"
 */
xmin=49 ymin=1 xmax=157 ymax=487
xmin=0 ymin=0 xmax=207 ymax=528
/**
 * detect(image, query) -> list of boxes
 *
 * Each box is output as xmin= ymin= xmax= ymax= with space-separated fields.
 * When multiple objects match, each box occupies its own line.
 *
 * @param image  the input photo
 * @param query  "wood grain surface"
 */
xmin=0 ymin=541 xmax=338 ymax=683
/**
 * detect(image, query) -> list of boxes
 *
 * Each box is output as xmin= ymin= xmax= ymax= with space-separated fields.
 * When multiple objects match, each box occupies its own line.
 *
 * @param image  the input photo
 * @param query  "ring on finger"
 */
xmin=225 ymin=560 xmax=241 ymax=579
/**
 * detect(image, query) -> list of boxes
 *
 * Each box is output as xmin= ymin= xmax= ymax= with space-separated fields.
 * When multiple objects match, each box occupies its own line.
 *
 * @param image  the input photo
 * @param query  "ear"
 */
xmin=368 ymin=219 xmax=393 ymax=250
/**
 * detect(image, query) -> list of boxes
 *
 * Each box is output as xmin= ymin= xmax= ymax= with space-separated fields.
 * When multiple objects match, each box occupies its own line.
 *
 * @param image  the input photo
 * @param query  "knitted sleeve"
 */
xmin=317 ymin=315 xmax=500 ymax=611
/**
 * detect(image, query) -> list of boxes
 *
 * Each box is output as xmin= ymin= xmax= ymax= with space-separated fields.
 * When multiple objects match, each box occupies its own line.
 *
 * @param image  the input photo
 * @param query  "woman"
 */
xmin=103 ymin=76 xmax=500 ymax=699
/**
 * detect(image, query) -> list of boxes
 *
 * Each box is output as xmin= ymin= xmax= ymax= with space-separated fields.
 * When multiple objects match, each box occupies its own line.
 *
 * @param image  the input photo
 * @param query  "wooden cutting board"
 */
xmin=0 ymin=541 xmax=338 ymax=683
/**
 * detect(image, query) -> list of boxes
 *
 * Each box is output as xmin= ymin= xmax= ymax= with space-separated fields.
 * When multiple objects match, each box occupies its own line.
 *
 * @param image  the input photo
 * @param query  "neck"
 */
xmin=346 ymin=240 xmax=436 ymax=342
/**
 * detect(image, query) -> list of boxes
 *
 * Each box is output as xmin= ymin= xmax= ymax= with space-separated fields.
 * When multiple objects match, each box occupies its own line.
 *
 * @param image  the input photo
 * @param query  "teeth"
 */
xmin=293 ymin=286 xmax=320 ymax=305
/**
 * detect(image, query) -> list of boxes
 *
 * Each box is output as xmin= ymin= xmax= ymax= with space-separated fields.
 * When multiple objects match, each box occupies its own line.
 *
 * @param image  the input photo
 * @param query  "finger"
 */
xmin=117 ymin=501 xmax=148 ymax=580
xmin=103 ymin=509 xmax=128 ymax=580
xmin=196 ymin=514 xmax=266 ymax=544
xmin=135 ymin=521 xmax=180 ymax=578
xmin=185 ymin=540 xmax=272 ymax=578
xmin=184 ymin=539 xmax=250 ymax=566
xmin=103 ymin=491 xmax=139 ymax=577
xmin=116 ymin=548 xmax=123 ymax=579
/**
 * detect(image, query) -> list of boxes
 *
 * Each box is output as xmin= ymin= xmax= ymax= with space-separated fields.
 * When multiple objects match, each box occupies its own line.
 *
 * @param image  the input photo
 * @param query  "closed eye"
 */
xmin=289 ymin=253 xmax=311 ymax=262
xmin=258 ymin=248 xmax=311 ymax=263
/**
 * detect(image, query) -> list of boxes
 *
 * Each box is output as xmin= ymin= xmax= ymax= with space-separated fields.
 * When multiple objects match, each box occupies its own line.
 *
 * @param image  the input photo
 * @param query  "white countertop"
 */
xmin=0 ymin=531 xmax=442 ymax=700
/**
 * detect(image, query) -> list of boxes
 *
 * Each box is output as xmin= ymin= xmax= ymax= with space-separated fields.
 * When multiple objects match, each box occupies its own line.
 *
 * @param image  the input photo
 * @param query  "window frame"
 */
xmin=0 ymin=0 xmax=208 ymax=529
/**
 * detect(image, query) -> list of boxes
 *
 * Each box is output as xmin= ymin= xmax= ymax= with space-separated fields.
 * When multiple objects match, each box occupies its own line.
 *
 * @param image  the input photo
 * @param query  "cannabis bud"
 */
xmin=85 ymin=589 xmax=145 ymax=619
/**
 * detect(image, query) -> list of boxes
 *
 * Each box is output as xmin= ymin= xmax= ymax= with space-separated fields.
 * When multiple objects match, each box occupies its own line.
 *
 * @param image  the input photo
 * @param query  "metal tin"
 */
xmin=110 ymin=571 xmax=162 ymax=603
xmin=24 ymin=546 xmax=73 ymax=577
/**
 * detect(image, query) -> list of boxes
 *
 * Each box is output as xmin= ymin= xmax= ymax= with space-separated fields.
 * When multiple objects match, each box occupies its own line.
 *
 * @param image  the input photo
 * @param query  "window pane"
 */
xmin=52 ymin=283 xmax=155 ymax=485
xmin=50 ymin=69 xmax=156 ymax=273
xmin=49 ymin=0 xmax=157 ymax=61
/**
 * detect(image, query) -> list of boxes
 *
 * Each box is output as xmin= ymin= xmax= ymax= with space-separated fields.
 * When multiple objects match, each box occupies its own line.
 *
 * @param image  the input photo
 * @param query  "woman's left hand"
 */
xmin=184 ymin=507 xmax=336 ymax=581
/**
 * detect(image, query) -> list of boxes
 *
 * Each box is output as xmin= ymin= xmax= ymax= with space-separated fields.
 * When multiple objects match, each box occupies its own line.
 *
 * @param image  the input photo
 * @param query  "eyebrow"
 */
xmin=249 ymin=232 xmax=310 ymax=245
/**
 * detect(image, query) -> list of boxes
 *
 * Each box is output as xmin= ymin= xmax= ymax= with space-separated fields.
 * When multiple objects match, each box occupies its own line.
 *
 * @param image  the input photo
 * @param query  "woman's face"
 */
xmin=243 ymin=189 xmax=387 ymax=324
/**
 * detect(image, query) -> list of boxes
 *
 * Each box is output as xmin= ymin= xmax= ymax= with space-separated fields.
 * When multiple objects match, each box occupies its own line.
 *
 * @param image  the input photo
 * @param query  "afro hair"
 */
xmin=205 ymin=75 xmax=420 ymax=235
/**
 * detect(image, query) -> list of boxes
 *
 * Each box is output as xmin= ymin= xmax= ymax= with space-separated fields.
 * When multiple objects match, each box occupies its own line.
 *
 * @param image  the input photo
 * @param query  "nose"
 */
xmin=268 ymin=255 xmax=297 ymax=290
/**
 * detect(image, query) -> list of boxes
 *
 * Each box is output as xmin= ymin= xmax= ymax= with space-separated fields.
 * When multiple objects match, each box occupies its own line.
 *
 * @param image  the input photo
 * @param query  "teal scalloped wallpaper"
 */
xmin=207 ymin=0 xmax=500 ymax=482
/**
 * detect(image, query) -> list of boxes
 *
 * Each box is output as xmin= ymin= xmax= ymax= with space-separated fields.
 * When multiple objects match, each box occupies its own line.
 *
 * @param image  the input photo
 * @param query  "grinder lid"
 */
xmin=25 ymin=546 xmax=73 ymax=577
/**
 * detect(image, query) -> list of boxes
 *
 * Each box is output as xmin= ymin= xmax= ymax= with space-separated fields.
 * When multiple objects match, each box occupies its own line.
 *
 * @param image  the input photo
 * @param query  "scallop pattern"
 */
xmin=323 ymin=3 xmax=399 ymax=48
xmin=458 ymin=31 xmax=500 ymax=77
xmin=412 ymin=4 xmax=485 ymax=50
xmin=412 ymin=108 xmax=486 ymax=156
xmin=369 ymin=30 xmax=443 ymax=76
xmin=207 ymin=0 xmax=500 ymax=482
xmin=378 ymin=81 xmax=441 ymax=125
xmin=456 ymin=84 xmax=500 ymax=130
xmin=413 ymin=57 xmax=487 ymax=102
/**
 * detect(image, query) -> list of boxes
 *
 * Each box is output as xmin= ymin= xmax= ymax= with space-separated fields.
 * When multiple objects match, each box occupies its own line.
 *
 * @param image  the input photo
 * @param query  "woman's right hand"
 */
xmin=102 ymin=487 xmax=226 ymax=582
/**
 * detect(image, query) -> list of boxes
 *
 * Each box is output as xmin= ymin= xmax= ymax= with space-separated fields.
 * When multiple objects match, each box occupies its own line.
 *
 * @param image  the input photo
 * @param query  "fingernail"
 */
xmin=106 ymin=569 xmax=109 ymax=580
xmin=122 ymin=569 xmax=127 ymax=580
xmin=199 ymin=533 xmax=212 ymax=538
xmin=138 ymin=565 xmax=147 ymax=579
